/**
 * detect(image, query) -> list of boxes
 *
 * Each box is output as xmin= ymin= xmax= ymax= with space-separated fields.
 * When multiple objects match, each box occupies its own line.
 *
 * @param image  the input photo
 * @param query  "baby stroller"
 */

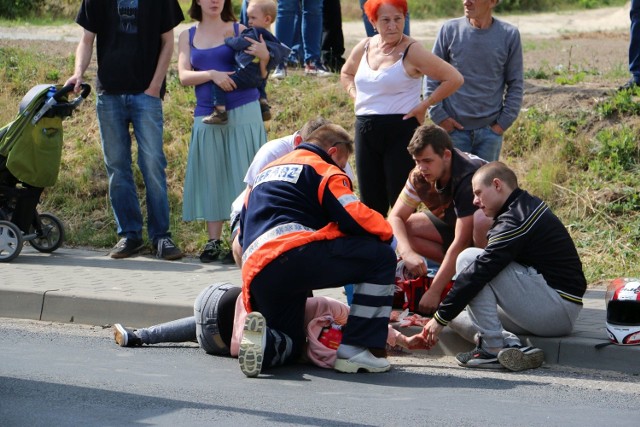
xmin=0 ymin=83 xmax=91 ymax=262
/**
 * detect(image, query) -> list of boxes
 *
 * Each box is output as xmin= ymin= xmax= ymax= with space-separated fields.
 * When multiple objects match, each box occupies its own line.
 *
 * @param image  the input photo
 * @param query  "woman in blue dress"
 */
xmin=178 ymin=0 xmax=269 ymax=262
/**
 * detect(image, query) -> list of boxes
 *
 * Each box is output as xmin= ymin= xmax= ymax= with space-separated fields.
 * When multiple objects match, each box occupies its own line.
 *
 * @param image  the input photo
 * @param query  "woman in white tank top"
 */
xmin=340 ymin=0 xmax=462 ymax=216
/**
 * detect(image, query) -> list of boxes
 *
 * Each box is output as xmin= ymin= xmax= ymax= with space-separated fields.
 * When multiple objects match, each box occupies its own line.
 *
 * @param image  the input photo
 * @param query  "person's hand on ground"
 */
xmin=396 ymin=332 xmax=432 ymax=350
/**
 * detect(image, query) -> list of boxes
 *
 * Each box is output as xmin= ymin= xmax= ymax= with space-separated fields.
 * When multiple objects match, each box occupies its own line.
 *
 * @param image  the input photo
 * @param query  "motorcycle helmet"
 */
xmin=605 ymin=277 xmax=640 ymax=345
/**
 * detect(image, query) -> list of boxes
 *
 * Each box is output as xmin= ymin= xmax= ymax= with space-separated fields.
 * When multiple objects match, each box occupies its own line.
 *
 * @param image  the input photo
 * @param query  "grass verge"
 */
xmin=0 ymin=28 xmax=638 ymax=283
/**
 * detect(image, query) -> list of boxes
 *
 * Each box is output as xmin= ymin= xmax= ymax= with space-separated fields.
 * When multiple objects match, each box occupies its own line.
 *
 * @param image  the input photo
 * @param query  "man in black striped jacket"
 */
xmin=422 ymin=161 xmax=587 ymax=371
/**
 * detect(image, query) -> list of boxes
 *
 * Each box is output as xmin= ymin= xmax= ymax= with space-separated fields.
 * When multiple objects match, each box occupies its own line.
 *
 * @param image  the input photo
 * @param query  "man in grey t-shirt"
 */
xmin=425 ymin=0 xmax=523 ymax=162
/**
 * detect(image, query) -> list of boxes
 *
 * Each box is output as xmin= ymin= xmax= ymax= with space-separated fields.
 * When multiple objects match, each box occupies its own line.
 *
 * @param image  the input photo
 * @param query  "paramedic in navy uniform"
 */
xmin=237 ymin=123 xmax=397 ymax=377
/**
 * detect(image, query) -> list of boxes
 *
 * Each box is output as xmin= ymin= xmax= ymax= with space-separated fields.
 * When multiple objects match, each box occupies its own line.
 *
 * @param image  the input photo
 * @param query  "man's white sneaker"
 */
xmin=239 ymin=312 xmax=267 ymax=378
xmin=334 ymin=349 xmax=390 ymax=373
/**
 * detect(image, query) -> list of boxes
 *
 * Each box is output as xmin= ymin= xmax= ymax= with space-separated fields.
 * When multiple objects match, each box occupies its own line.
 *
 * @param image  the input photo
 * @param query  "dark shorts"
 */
xmin=425 ymin=211 xmax=455 ymax=253
xmin=194 ymin=283 xmax=241 ymax=355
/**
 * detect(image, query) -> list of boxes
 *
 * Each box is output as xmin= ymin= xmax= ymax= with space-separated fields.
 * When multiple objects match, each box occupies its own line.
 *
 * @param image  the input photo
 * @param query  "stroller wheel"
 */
xmin=0 ymin=220 xmax=23 ymax=262
xmin=29 ymin=213 xmax=64 ymax=253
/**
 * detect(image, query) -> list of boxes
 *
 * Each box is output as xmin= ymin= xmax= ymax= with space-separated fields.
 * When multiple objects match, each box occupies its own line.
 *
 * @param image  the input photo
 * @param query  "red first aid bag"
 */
xmin=398 ymin=277 xmax=454 ymax=314
xmin=393 ymin=260 xmax=454 ymax=314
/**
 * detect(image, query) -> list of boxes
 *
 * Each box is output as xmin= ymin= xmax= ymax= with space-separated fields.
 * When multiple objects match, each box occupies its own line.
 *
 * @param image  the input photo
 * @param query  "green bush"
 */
xmin=0 ymin=0 xmax=189 ymax=21
xmin=588 ymin=126 xmax=640 ymax=179
xmin=497 ymin=0 xmax=558 ymax=12
xmin=406 ymin=0 xmax=462 ymax=19
xmin=596 ymin=87 xmax=640 ymax=118
xmin=0 ymin=0 xmax=78 ymax=20
xmin=0 ymin=0 xmax=37 ymax=19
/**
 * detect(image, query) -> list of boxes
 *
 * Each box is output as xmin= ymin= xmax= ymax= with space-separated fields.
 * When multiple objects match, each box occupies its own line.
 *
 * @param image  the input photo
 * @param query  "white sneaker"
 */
xmin=239 ymin=312 xmax=267 ymax=378
xmin=334 ymin=349 xmax=391 ymax=373
xmin=272 ymin=65 xmax=286 ymax=79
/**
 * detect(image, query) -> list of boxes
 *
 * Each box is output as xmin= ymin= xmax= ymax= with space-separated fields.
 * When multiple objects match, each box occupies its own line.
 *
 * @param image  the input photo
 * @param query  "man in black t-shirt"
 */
xmin=388 ymin=125 xmax=489 ymax=315
xmin=65 ymin=0 xmax=184 ymax=261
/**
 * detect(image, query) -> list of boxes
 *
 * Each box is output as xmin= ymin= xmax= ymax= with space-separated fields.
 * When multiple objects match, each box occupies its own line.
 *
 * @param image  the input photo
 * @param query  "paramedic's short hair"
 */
xmin=300 ymin=117 xmax=331 ymax=140
xmin=306 ymin=124 xmax=354 ymax=155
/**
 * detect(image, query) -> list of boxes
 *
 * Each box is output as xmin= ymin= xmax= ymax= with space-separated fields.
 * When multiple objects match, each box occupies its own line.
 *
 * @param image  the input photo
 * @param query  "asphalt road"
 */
xmin=1 ymin=318 xmax=638 ymax=426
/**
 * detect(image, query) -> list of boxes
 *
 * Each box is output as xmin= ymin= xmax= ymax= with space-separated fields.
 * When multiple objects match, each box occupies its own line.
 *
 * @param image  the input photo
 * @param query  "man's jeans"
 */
xmin=96 ymin=93 xmax=170 ymax=244
xmin=276 ymin=0 xmax=323 ymax=64
xmin=449 ymin=126 xmax=503 ymax=162
xmin=630 ymin=0 xmax=640 ymax=82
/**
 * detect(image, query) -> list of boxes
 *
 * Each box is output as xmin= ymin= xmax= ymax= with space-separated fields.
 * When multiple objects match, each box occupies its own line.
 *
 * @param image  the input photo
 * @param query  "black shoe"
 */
xmin=220 ymin=251 xmax=236 ymax=265
xmin=202 ymin=109 xmax=228 ymax=125
xmin=200 ymin=239 xmax=223 ymax=263
xmin=110 ymin=238 xmax=144 ymax=259
xmin=498 ymin=345 xmax=545 ymax=371
xmin=113 ymin=323 xmax=142 ymax=347
xmin=155 ymin=237 xmax=183 ymax=261
xmin=321 ymin=52 xmax=345 ymax=73
xmin=455 ymin=338 xmax=502 ymax=369
xmin=259 ymin=99 xmax=272 ymax=121
xmin=618 ymin=79 xmax=639 ymax=92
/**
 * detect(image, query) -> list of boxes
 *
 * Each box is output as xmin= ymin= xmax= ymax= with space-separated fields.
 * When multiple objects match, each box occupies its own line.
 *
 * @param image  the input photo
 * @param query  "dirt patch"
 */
xmin=524 ymin=31 xmax=628 ymax=76
xmin=522 ymin=32 xmax=628 ymax=116
xmin=0 ymin=39 xmax=77 ymax=58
